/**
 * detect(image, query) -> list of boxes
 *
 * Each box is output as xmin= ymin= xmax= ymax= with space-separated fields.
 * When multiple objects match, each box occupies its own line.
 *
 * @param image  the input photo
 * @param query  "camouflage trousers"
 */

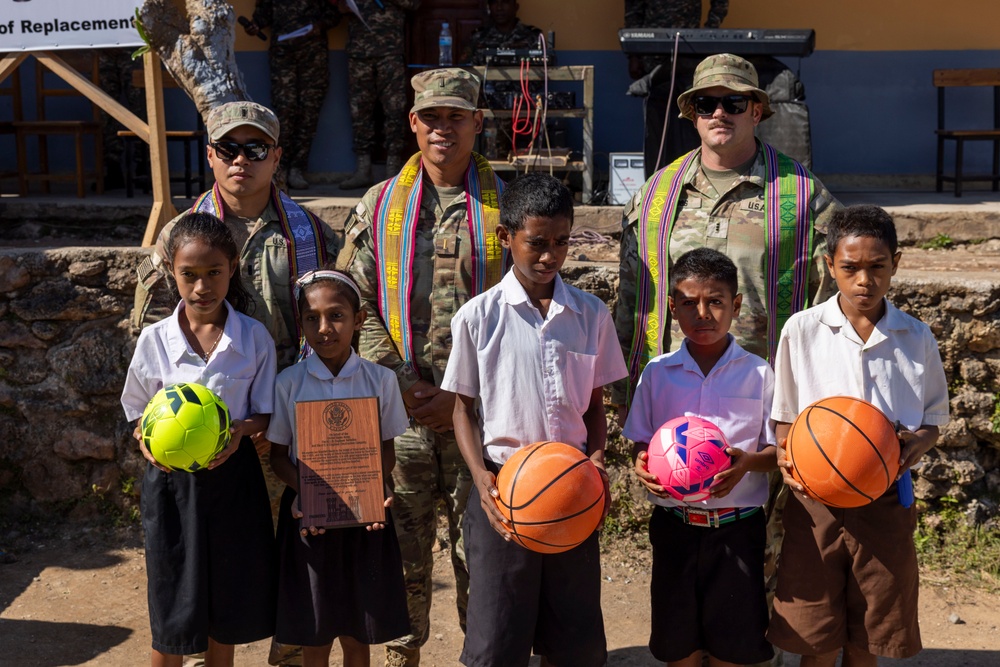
xmin=387 ymin=424 xmax=471 ymax=656
xmin=270 ymin=35 xmax=330 ymax=173
xmin=346 ymin=55 xmax=408 ymax=156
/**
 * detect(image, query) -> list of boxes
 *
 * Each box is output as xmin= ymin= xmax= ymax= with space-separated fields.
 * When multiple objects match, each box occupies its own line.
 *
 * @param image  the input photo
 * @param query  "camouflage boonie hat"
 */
xmin=677 ymin=53 xmax=773 ymax=121
xmin=410 ymin=68 xmax=480 ymax=113
xmin=206 ymin=101 xmax=280 ymax=142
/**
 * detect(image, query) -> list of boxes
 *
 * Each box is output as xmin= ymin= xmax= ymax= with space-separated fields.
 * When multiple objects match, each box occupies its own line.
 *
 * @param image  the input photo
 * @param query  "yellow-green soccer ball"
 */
xmin=141 ymin=383 xmax=231 ymax=472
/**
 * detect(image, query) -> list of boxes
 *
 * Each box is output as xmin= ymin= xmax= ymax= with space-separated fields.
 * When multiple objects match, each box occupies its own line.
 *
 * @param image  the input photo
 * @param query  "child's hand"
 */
xmin=135 ymin=425 xmax=172 ymax=473
xmin=366 ymin=486 xmax=394 ymax=532
xmin=633 ymin=451 xmax=669 ymax=497
xmin=776 ymin=438 xmax=807 ymax=497
xmin=208 ymin=420 xmax=245 ymax=469
xmin=897 ymin=428 xmax=933 ymax=475
xmin=475 ymin=469 xmax=513 ymax=540
xmin=291 ymin=493 xmax=326 ymax=537
xmin=709 ymin=448 xmax=750 ymax=499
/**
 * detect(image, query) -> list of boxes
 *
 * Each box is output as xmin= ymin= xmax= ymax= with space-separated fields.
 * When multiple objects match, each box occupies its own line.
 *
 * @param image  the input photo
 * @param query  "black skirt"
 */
xmin=274 ymin=485 xmax=410 ymax=647
xmin=141 ymin=436 xmax=276 ymax=655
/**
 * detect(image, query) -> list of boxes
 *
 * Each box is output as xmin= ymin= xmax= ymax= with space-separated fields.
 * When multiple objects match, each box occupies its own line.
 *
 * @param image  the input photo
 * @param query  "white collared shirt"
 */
xmin=772 ymin=294 xmax=950 ymax=430
xmin=622 ymin=335 xmax=775 ymax=509
xmin=442 ymin=270 xmax=628 ymax=464
xmin=267 ymin=350 xmax=410 ymax=463
xmin=121 ymin=300 xmax=277 ymax=422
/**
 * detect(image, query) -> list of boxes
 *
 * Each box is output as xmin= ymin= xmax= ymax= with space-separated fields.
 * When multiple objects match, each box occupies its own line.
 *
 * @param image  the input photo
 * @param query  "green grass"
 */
xmin=919 ymin=233 xmax=955 ymax=250
xmin=915 ymin=500 xmax=1000 ymax=591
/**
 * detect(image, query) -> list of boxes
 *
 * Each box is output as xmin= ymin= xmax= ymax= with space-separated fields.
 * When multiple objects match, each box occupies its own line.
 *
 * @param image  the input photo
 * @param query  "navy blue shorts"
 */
xmin=460 ymin=472 xmax=607 ymax=667
xmin=648 ymin=505 xmax=773 ymax=664
xmin=141 ymin=437 xmax=276 ymax=655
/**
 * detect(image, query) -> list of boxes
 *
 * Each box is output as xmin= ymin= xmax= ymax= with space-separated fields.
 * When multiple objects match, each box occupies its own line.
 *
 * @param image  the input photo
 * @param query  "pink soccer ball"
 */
xmin=646 ymin=416 xmax=732 ymax=501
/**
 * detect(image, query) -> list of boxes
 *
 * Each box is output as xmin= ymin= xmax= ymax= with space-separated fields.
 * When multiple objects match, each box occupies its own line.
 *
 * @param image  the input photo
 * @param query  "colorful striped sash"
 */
xmin=626 ymin=143 xmax=815 ymax=394
xmin=372 ymin=152 xmax=505 ymax=376
xmin=192 ymin=182 xmax=328 ymax=355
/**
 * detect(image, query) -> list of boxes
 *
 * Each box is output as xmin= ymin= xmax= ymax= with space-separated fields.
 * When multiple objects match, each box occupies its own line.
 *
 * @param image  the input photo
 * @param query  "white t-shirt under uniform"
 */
xmin=771 ymin=294 xmax=950 ymax=431
xmin=442 ymin=271 xmax=628 ymax=464
xmin=121 ymin=300 xmax=277 ymax=422
xmin=266 ymin=350 xmax=410 ymax=464
xmin=622 ymin=335 xmax=775 ymax=510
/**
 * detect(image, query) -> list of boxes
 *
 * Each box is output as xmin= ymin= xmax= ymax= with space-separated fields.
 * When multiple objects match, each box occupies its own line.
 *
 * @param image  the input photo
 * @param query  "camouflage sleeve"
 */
xmin=388 ymin=0 xmax=422 ymax=11
xmin=338 ymin=196 xmax=421 ymax=394
xmin=320 ymin=216 xmax=343 ymax=267
xmin=624 ymin=0 xmax=645 ymax=28
xmin=318 ymin=0 xmax=342 ymax=30
xmin=610 ymin=197 xmax=642 ymax=406
xmin=251 ymin=0 xmax=273 ymax=29
xmin=807 ymin=180 xmax=842 ymax=307
xmin=130 ymin=218 xmax=179 ymax=332
xmin=705 ymin=0 xmax=729 ymax=28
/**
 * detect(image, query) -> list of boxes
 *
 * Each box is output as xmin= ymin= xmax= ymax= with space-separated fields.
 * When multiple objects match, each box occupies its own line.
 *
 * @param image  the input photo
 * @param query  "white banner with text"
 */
xmin=0 ymin=0 xmax=144 ymax=51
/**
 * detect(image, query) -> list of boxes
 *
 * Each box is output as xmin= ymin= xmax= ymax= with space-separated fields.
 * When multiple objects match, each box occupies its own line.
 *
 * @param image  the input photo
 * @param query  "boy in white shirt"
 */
xmin=442 ymin=173 xmax=628 ymax=667
xmin=623 ymin=246 xmax=776 ymax=667
xmin=768 ymin=205 xmax=949 ymax=666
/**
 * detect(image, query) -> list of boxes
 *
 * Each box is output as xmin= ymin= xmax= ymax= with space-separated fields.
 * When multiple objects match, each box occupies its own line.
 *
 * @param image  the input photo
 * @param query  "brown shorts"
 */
xmin=767 ymin=485 xmax=921 ymax=659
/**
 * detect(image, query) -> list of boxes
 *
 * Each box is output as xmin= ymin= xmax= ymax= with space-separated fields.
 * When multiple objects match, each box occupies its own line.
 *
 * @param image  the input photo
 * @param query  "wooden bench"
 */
xmin=13 ymin=52 xmax=104 ymax=198
xmin=934 ymin=68 xmax=1000 ymax=197
xmin=117 ymin=67 xmax=206 ymax=198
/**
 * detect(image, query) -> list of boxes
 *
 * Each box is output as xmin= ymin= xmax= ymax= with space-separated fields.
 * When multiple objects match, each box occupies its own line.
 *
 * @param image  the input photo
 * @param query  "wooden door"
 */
xmin=408 ymin=0 xmax=487 ymax=67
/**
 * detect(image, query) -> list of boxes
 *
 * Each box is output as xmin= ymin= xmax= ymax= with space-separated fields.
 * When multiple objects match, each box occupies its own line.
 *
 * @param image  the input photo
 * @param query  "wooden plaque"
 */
xmin=295 ymin=397 xmax=385 ymax=528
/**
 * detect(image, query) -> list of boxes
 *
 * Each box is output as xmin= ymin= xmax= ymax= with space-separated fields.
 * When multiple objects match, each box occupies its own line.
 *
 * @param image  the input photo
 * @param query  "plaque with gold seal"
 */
xmin=295 ymin=397 xmax=385 ymax=528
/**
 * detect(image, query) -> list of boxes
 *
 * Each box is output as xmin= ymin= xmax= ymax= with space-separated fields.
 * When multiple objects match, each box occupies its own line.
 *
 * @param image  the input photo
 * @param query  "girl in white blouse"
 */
xmin=267 ymin=270 xmax=410 ymax=667
xmin=121 ymin=212 xmax=277 ymax=667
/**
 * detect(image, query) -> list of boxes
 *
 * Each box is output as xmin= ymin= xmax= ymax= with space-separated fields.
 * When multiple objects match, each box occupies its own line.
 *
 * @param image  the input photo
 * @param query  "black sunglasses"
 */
xmin=692 ymin=94 xmax=753 ymax=116
xmin=210 ymin=140 xmax=275 ymax=162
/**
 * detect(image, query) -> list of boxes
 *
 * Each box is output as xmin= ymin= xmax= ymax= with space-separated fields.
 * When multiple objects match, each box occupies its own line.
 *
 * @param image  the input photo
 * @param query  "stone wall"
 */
xmin=0 ymin=249 xmax=998 ymax=527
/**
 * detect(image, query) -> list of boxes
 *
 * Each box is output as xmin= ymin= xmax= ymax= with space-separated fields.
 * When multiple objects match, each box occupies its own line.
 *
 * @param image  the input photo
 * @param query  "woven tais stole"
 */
xmin=627 ymin=149 xmax=699 ymax=391
xmin=762 ymin=142 xmax=814 ymax=364
xmin=373 ymin=152 xmax=505 ymax=375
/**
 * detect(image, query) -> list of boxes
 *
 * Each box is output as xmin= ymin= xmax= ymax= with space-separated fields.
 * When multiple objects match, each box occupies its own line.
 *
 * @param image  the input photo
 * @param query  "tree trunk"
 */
xmin=139 ymin=0 xmax=250 ymax=122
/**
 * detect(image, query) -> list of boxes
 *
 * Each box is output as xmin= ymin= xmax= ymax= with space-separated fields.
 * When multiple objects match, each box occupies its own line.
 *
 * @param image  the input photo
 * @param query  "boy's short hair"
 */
xmin=499 ymin=173 xmax=575 ymax=233
xmin=669 ymin=247 xmax=739 ymax=298
xmin=826 ymin=205 xmax=898 ymax=256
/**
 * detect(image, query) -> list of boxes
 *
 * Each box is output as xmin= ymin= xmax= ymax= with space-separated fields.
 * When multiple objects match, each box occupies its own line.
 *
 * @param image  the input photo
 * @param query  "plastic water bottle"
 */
xmin=438 ymin=22 xmax=453 ymax=66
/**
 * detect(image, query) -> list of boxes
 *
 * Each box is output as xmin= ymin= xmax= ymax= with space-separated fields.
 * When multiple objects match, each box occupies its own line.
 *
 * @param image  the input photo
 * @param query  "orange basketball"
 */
xmin=494 ymin=441 xmax=606 ymax=554
xmin=786 ymin=396 xmax=900 ymax=508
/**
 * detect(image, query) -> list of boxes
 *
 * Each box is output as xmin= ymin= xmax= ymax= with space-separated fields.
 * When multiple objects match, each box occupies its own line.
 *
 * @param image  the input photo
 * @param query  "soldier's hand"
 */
xmin=475 ymin=469 xmax=512 ymax=540
xmin=408 ymin=386 xmax=456 ymax=433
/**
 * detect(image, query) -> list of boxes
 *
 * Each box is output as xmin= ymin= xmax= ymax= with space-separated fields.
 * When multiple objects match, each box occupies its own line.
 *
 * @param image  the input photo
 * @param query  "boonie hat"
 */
xmin=410 ymin=68 xmax=481 ymax=114
xmin=677 ymin=53 xmax=773 ymax=121
xmin=206 ymin=101 xmax=280 ymax=142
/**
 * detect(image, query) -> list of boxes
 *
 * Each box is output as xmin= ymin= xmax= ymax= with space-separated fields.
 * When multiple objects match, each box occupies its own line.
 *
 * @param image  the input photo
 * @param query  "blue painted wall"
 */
xmin=3 ymin=48 xmax=999 ymax=183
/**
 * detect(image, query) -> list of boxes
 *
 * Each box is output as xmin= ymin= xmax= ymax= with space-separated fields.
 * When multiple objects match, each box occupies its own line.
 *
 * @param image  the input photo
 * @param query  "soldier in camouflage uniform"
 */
xmin=463 ymin=0 xmax=542 ymax=65
xmin=247 ymin=0 xmax=340 ymax=190
xmin=339 ymin=69 xmax=501 ymax=667
xmin=624 ymin=0 xmax=729 ymax=176
xmin=336 ymin=0 xmax=420 ymax=190
xmin=613 ymin=54 xmax=840 ymax=667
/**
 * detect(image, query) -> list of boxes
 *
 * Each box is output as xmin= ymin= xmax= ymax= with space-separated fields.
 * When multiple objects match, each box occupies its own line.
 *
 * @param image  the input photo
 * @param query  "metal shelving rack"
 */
xmin=469 ymin=65 xmax=594 ymax=203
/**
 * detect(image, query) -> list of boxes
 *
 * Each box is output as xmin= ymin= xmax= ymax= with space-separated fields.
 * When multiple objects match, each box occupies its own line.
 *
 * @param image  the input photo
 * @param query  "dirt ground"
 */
xmin=2 ymin=521 xmax=999 ymax=667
